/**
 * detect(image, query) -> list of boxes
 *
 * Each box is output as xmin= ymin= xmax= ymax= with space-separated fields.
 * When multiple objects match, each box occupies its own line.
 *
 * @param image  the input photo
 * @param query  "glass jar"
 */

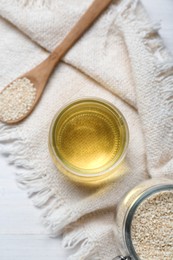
xmin=114 ymin=178 xmax=173 ymax=260
xmin=49 ymin=98 xmax=129 ymax=185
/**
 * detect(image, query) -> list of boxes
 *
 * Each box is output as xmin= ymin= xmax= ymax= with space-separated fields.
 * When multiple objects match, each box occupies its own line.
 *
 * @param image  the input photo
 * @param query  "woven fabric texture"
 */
xmin=0 ymin=0 xmax=173 ymax=259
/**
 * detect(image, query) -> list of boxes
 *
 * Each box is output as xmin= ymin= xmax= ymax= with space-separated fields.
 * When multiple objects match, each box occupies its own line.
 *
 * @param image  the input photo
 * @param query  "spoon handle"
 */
xmin=51 ymin=0 xmax=112 ymax=61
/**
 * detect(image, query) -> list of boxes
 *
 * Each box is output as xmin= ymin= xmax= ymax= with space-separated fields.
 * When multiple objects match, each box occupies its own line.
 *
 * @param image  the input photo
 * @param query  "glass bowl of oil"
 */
xmin=49 ymin=98 xmax=129 ymax=185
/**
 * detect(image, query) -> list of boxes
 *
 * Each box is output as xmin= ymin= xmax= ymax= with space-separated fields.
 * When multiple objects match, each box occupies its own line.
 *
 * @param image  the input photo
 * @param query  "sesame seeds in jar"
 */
xmin=0 ymin=77 xmax=36 ymax=123
xmin=131 ymin=190 xmax=173 ymax=260
xmin=114 ymin=178 xmax=173 ymax=260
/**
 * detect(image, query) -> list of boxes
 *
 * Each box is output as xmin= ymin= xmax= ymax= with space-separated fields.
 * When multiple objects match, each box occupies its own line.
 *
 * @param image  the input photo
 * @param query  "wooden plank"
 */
xmin=0 ymin=235 xmax=68 ymax=260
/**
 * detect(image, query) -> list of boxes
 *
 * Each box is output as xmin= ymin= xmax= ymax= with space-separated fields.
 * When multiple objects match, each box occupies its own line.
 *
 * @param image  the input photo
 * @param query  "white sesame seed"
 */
xmin=0 ymin=77 xmax=36 ymax=122
xmin=131 ymin=190 xmax=173 ymax=260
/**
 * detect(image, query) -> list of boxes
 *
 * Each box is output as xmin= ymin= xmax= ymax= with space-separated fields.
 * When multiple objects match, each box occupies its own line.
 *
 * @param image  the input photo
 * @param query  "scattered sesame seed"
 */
xmin=0 ymin=77 xmax=36 ymax=122
xmin=131 ymin=190 xmax=173 ymax=260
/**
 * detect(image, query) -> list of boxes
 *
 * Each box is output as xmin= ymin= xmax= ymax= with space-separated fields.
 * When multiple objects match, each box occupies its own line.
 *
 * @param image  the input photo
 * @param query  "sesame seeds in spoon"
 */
xmin=0 ymin=78 xmax=36 ymax=123
xmin=0 ymin=0 xmax=112 ymax=124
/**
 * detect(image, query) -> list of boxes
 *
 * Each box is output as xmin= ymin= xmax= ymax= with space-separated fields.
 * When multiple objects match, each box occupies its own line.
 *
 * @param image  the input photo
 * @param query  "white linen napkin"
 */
xmin=0 ymin=0 xmax=173 ymax=259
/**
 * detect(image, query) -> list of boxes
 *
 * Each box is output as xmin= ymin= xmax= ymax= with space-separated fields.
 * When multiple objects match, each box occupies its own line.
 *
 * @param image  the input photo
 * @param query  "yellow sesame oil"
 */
xmin=49 ymin=99 xmax=129 ymax=184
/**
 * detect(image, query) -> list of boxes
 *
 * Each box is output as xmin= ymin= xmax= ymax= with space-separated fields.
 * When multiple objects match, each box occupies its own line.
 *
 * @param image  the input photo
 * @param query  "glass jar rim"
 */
xmin=124 ymin=184 xmax=173 ymax=260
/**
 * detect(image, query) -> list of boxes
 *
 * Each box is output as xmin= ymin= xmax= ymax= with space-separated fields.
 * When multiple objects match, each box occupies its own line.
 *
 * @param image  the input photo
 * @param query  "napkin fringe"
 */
xmin=119 ymin=0 xmax=173 ymax=115
xmin=0 ymin=125 xmax=54 ymax=203
xmin=0 ymin=125 xmax=33 ymax=168
xmin=143 ymin=25 xmax=173 ymax=109
xmin=0 ymin=123 xmax=65 ymax=223
xmin=63 ymin=227 xmax=98 ymax=260
xmin=0 ymin=123 xmax=101 ymax=259
xmin=118 ymin=0 xmax=173 ymax=178
xmin=67 ymin=242 xmax=98 ymax=260
xmin=16 ymin=160 xmax=72 ymax=233
xmin=0 ymin=124 xmax=80 ymax=232
xmin=157 ymin=62 xmax=173 ymax=111
xmin=42 ymin=203 xmax=82 ymax=236
xmin=0 ymin=125 xmax=74 ymax=237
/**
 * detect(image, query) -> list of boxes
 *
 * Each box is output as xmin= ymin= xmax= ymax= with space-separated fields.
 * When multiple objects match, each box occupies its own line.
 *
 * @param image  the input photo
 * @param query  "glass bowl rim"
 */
xmin=49 ymin=97 xmax=129 ymax=178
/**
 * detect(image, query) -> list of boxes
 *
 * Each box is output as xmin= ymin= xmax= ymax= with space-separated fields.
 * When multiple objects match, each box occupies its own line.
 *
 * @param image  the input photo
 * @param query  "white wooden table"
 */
xmin=0 ymin=1 xmax=173 ymax=259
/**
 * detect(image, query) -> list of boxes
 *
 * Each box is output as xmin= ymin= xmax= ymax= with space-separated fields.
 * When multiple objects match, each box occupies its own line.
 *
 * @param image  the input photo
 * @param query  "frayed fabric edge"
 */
xmin=0 ymin=123 xmax=61 ymax=210
xmin=121 ymin=0 xmax=173 ymax=113
xmin=0 ymin=124 xmax=72 ymax=235
xmin=63 ymin=226 xmax=100 ymax=260
xmin=116 ymin=0 xmax=173 ymax=178
xmin=0 ymin=123 xmax=99 ymax=259
xmin=117 ymin=0 xmax=173 ymax=86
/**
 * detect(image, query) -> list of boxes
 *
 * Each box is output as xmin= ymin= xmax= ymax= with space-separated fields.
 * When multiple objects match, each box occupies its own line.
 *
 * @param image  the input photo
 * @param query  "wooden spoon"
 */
xmin=0 ymin=0 xmax=112 ymax=124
